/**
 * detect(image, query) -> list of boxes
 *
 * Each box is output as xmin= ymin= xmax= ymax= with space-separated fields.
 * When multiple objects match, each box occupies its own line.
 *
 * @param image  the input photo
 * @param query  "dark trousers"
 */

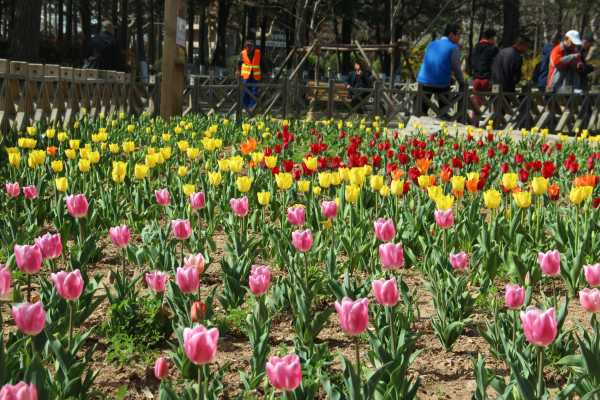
xmin=242 ymin=77 xmax=258 ymax=109
xmin=417 ymin=84 xmax=451 ymax=116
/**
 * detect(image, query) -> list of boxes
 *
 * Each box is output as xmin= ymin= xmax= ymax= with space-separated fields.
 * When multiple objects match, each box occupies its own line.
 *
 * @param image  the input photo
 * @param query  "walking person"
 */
xmin=238 ymin=39 xmax=263 ymax=112
xmin=415 ymin=23 xmax=466 ymax=118
xmin=469 ymin=29 xmax=499 ymax=123
xmin=546 ymin=30 xmax=583 ymax=93
xmin=345 ymin=61 xmax=373 ymax=113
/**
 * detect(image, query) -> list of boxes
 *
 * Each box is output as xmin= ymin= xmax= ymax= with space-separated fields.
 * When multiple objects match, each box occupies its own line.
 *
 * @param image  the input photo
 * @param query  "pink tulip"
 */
xmin=184 ymin=253 xmax=205 ymax=274
xmin=155 ymin=189 xmax=170 ymax=206
xmin=335 ymin=297 xmax=369 ymax=336
xmin=0 ymin=265 xmax=11 ymax=296
xmin=434 ymin=209 xmax=454 ymax=229
xmin=579 ymin=288 xmax=600 ymax=313
xmin=154 ymin=357 xmax=169 ymax=380
xmin=12 ymin=302 xmax=46 ymax=336
xmin=520 ymin=307 xmax=557 ymax=347
xmin=176 ymin=266 xmax=199 ymax=294
xmin=321 ymin=200 xmax=337 ymax=219
xmin=34 ymin=233 xmax=62 ymax=260
xmin=145 ymin=271 xmax=169 ymax=293
xmin=378 ymin=242 xmax=404 ymax=269
xmin=584 ymin=264 xmax=600 ymax=287
xmin=449 ymin=251 xmax=469 ymax=271
xmin=50 ymin=270 xmax=84 ymax=301
xmin=23 ymin=185 xmax=38 ymax=200
xmin=171 ymin=219 xmax=192 ymax=240
xmin=0 ymin=382 xmax=38 ymax=400
xmin=287 ymin=206 xmax=306 ymax=226
xmin=109 ymin=225 xmax=131 ymax=248
xmin=372 ymin=278 xmax=399 ymax=306
xmin=291 ymin=229 xmax=313 ymax=252
xmin=504 ymin=284 xmax=525 ymax=310
xmin=373 ymin=218 xmax=396 ymax=242
xmin=249 ymin=265 xmax=271 ymax=296
xmin=538 ymin=250 xmax=561 ymax=277
xmin=189 ymin=192 xmax=206 ymax=210
xmin=5 ymin=182 xmax=20 ymax=198
xmin=65 ymin=193 xmax=89 ymax=218
xmin=266 ymin=354 xmax=302 ymax=392
xmin=230 ymin=196 xmax=249 ymax=217
xmin=13 ymin=244 xmax=43 ymax=274
xmin=183 ymin=325 xmax=219 ymax=365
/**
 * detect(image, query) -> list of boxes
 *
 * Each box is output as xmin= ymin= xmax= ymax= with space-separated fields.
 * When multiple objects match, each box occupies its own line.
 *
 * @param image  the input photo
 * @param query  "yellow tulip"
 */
xmin=187 ymin=147 xmax=200 ymax=160
xmin=51 ymin=160 xmax=63 ymax=173
xmin=434 ymin=194 xmax=454 ymax=210
xmin=370 ymin=175 xmax=384 ymax=191
xmin=502 ymin=173 xmax=518 ymax=190
xmin=275 ymin=172 xmax=293 ymax=190
xmin=427 ymin=185 xmax=443 ymax=200
xmin=45 ymin=128 xmax=56 ymax=138
xmin=18 ymin=138 xmax=37 ymax=149
xmin=318 ymin=172 xmax=332 ymax=188
xmin=127 ymin=124 xmax=135 ymax=133
xmin=330 ymin=172 xmax=342 ymax=186
xmin=483 ymin=189 xmax=501 ymax=209
xmin=65 ymin=149 xmax=76 ymax=160
xmin=390 ymin=179 xmax=404 ymax=196
xmin=313 ymin=186 xmax=322 ymax=196
xmin=345 ymin=184 xmax=360 ymax=203
xmin=177 ymin=140 xmax=190 ymax=152
xmin=69 ymin=139 xmax=80 ymax=150
xmin=111 ymin=161 xmax=127 ymax=184
xmin=531 ymin=176 xmax=548 ymax=195
xmin=379 ymin=185 xmax=390 ymax=197
xmin=55 ymin=177 xmax=68 ymax=192
xmin=466 ymin=172 xmax=480 ymax=182
xmin=134 ymin=163 xmax=149 ymax=180
xmin=145 ymin=153 xmax=159 ymax=168
xmin=182 ymin=184 xmax=196 ymax=197
xmin=251 ymin=152 xmax=264 ymax=164
xmin=349 ymin=168 xmax=366 ymax=187
xmin=122 ymin=141 xmax=135 ymax=153
xmin=229 ymin=156 xmax=244 ymax=173
xmin=513 ymin=191 xmax=532 ymax=208
xmin=257 ymin=191 xmax=271 ymax=206
xmin=109 ymin=144 xmax=120 ymax=154
xmin=8 ymin=152 xmax=21 ymax=167
xmin=418 ymin=175 xmax=432 ymax=188
xmin=57 ymin=132 xmax=68 ymax=142
xmin=78 ymin=158 xmax=91 ymax=172
xmin=236 ymin=176 xmax=253 ymax=193
xmin=88 ymin=151 xmax=100 ymax=164
xmin=297 ymin=180 xmax=310 ymax=193
xmin=569 ymin=186 xmax=593 ymax=205
xmin=208 ymin=171 xmax=222 ymax=186
xmin=27 ymin=150 xmax=46 ymax=168
xmin=160 ymin=147 xmax=172 ymax=160
xmin=26 ymin=126 xmax=37 ymax=136
xmin=451 ymin=176 xmax=466 ymax=192
xmin=303 ymin=156 xmax=318 ymax=171
xmin=218 ymin=159 xmax=230 ymax=172
xmin=338 ymin=167 xmax=350 ymax=182
xmin=178 ymin=166 xmax=189 ymax=177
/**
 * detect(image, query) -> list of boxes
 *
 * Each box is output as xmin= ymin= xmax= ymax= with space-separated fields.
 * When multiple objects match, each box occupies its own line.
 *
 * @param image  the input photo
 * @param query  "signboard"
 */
xmin=176 ymin=17 xmax=187 ymax=48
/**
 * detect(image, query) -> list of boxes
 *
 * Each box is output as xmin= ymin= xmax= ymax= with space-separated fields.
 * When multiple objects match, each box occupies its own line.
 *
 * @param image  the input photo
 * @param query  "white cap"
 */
xmin=565 ymin=30 xmax=582 ymax=46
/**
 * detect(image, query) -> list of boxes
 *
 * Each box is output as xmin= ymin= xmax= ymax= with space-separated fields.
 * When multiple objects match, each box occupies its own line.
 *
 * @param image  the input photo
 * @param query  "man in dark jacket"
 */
xmin=86 ymin=20 xmax=122 ymax=71
xmin=345 ymin=61 xmax=373 ymax=112
xmin=470 ymin=29 xmax=499 ymax=115
xmin=492 ymin=35 xmax=529 ymax=92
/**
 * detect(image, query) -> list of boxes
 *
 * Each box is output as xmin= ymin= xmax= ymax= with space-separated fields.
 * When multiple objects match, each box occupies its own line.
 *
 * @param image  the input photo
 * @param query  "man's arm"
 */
xmin=551 ymin=47 xmax=580 ymax=70
xmin=451 ymin=47 xmax=466 ymax=87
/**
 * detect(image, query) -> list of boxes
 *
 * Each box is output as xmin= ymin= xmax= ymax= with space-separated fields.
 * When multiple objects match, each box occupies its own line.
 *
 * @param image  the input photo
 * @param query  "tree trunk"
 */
xmin=8 ymin=0 xmax=42 ymax=61
xmin=97 ymin=0 xmax=102 ymax=23
xmin=340 ymin=2 xmax=354 ymax=74
xmin=135 ymin=0 xmax=146 ymax=64
xmin=66 ymin=0 xmax=73 ymax=47
xmin=81 ymin=0 xmax=92 ymax=59
xmin=246 ymin=5 xmax=257 ymax=41
xmin=120 ymin=0 xmax=128 ymax=52
xmin=213 ymin=0 xmax=231 ymax=68
xmin=198 ymin=0 xmax=207 ymax=66
xmin=149 ymin=0 xmax=156 ymax=66
xmin=58 ymin=0 xmax=64 ymax=40
xmin=112 ymin=0 xmax=118 ymax=25
xmin=467 ymin=0 xmax=476 ymax=76
xmin=501 ymin=0 xmax=519 ymax=47
xmin=187 ymin=0 xmax=194 ymax=64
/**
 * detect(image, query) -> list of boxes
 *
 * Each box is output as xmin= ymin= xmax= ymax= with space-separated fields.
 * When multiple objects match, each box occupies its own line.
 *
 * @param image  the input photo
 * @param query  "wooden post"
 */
xmin=327 ymin=78 xmax=334 ymax=119
xmin=160 ymin=0 xmax=187 ymax=119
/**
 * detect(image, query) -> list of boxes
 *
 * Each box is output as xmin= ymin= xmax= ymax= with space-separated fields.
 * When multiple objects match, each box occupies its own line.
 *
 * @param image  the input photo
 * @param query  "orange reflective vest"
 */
xmin=240 ymin=49 xmax=261 ymax=80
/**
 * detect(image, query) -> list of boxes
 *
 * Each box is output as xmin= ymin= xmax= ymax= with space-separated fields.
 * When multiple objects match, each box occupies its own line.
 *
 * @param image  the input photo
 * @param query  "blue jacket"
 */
xmin=417 ymin=37 xmax=459 ymax=87
xmin=535 ymin=43 xmax=554 ymax=90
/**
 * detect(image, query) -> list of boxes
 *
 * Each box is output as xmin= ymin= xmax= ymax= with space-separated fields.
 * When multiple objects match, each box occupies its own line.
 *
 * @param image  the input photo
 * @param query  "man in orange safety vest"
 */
xmin=239 ymin=40 xmax=262 ymax=111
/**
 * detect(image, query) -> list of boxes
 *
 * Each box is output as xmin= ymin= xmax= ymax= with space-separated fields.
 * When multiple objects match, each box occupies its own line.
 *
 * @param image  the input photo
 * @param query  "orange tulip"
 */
xmin=240 ymin=138 xmax=257 ymax=155
xmin=46 ymin=146 xmax=58 ymax=156
xmin=416 ymin=158 xmax=432 ymax=174
xmin=548 ymin=183 xmax=560 ymax=200
xmin=452 ymin=189 xmax=464 ymax=199
xmin=466 ymin=178 xmax=478 ymax=193
xmin=392 ymin=170 xmax=404 ymax=180
xmin=440 ymin=167 xmax=453 ymax=183
xmin=574 ymin=174 xmax=598 ymax=188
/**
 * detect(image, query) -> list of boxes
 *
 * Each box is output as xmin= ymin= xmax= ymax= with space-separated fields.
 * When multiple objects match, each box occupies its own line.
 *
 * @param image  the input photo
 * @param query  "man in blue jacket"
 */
xmin=533 ymin=33 xmax=561 ymax=92
xmin=416 ymin=23 xmax=466 ymax=117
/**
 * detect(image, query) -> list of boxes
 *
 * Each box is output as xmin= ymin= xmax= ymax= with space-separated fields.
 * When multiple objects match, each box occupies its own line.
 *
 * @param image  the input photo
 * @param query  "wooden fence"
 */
xmin=0 ymin=58 xmax=598 ymax=134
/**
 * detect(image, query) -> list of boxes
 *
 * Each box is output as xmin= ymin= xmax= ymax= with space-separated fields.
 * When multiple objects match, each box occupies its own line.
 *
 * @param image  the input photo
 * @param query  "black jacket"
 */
xmin=491 ymin=47 xmax=523 ymax=92
xmin=471 ymin=40 xmax=499 ymax=79
xmin=87 ymin=31 xmax=121 ymax=71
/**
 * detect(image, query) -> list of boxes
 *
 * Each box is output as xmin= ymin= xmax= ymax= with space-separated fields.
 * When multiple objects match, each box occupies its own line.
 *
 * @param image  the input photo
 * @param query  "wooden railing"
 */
xmin=0 ymin=58 xmax=598 ymax=134
xmin=0 ymin=59 xmax=160 ymax=133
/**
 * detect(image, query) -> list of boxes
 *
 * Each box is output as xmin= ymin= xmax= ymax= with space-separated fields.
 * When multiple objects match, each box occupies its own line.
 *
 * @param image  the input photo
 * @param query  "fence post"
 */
xmin=327 ymin=78 xmax=334 ymax=119
xmin=237 ymin=77 xmax=244 ymax=120
xmin=282 ymin=79 xmax=288 ymax=119
xmin=414 ymin=84 xmax=423 ymax=116
xmin=374 ymin=80 xmax=382 ymax=118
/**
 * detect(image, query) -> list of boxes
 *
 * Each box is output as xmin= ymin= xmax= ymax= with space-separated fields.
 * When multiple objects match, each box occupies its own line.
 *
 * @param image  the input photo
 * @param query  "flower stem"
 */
xmin=355 ymin=337 xmax=361 ymax=379
xmin=197 ymin=365 xmax=203 ymax=400
xmin=27 ymin=274 xmax=32 ymax=302
xmin=68 ymin=301 xmax=74 ymax=350
xmin=386 ymin=305 xmax=396 ymax=354
xmin=536 ymin=347 xmax=544 ymax=397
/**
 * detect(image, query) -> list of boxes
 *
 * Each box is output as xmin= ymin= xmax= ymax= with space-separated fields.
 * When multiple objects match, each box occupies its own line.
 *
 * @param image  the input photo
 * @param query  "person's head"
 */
xmin=482 ymin=29 xmax=496 ymax=44
xmin=582 ymin=33 xmax=595 ymax=51
xmin=564 ymin=30 xmax=582 ymax=50
xmin=354 ymin=62 xmax=363 ymax=75
xmin=551 ymin=32 xmax=562 ymax=45
xmin=513 ymin=35 xmax=530 ymax=53
xmin=245 ymin=40 xmax=254 ymax=52
xmin=101 ymin=20 xmax=114 ymax=34
xmin=444 ymin=23 xmax=461 ymax=44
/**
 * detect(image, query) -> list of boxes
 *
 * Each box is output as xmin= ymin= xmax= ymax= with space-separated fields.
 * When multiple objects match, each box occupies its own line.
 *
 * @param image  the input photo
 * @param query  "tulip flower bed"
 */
xmin=1 ymin=114 xmax=600 ymax=399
